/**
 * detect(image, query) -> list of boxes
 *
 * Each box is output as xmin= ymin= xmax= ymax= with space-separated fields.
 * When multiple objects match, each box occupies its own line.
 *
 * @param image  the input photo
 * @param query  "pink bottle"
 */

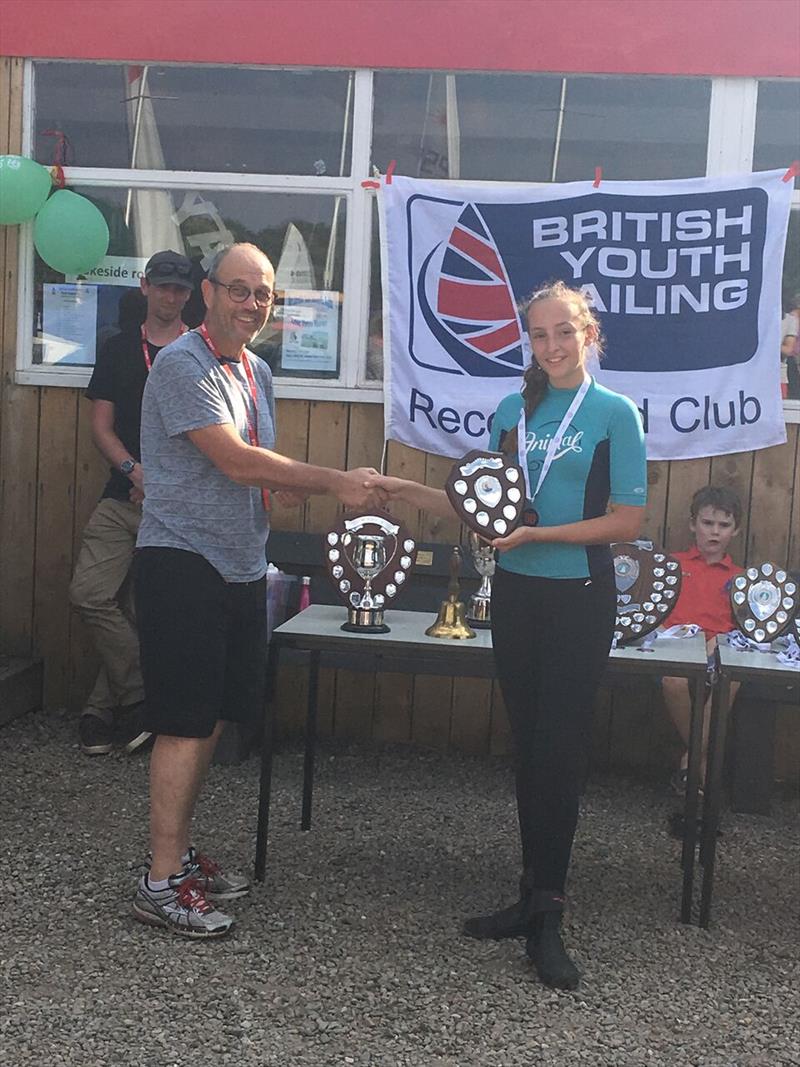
xmin=298 ymin=575 xmax=312 ymax=612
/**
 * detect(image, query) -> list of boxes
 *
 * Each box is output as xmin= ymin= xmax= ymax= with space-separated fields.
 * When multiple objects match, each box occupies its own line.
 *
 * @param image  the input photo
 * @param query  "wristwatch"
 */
xmin=119 ymin=459 xmax=136 ymax=476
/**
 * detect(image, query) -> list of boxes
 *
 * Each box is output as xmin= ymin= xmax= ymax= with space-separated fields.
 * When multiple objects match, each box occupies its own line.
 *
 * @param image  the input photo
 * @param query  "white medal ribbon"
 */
xmin=517 ymin=376 xmax=591 ymax=506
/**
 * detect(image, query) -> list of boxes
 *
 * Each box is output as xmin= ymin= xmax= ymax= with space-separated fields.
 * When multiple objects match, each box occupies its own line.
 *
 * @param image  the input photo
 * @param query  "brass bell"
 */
xmin=425 ymin=546 xmax=476 ymax=640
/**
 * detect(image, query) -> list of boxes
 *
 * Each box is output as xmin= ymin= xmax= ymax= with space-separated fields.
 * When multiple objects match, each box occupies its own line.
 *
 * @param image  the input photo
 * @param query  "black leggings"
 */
xmin=490 ymin=566 xmax=617 ymax=894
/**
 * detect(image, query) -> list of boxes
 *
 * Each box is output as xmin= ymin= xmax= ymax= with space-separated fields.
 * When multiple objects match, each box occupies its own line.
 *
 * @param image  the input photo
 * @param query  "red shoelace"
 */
xmin=194 ymin=852 xmax=221 ymax=877
xmin=176 ymin=877 xmax=214 ymax=914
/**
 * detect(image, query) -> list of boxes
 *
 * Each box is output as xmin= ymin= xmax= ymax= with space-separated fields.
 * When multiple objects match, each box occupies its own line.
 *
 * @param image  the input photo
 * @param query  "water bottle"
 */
xmin=298 ymin=575 xmax=312 ymax=612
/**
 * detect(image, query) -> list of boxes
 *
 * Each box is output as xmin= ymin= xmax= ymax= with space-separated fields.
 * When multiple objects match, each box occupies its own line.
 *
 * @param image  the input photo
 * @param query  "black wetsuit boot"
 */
xmin=525 ymin=890 xmax=580 ymax=990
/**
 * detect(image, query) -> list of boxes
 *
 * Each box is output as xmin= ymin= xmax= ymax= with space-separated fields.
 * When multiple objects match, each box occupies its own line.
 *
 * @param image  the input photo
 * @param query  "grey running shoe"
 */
xmin=143 ymin=847 xmax=251 ymax=901
xmin=132 ymin=873 xmax=233 ymax=939
xmin=79 ymin=712 xmax=113 ymax=756
xmin=184 ymin=846 xmax=251 ymax=901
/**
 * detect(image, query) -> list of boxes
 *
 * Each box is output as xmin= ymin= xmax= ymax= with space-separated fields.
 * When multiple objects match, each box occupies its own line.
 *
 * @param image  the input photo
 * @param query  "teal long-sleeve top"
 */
xmin=488 ymin=377 xmax=647 ymax=580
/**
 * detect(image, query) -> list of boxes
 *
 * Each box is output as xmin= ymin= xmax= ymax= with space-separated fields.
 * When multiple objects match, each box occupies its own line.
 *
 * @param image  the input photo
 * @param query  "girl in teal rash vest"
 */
xmin=368 ymin=281 xmax=647 ymax=990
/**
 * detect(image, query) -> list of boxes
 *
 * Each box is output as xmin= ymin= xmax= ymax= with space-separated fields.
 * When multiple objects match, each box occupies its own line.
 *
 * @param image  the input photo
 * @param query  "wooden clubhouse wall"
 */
xmin=1 ymin=57 xmax=798 ymax=783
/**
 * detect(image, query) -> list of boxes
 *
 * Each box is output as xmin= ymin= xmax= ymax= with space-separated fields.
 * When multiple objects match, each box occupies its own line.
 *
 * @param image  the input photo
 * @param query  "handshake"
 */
xmin=269 ymin=469 xmax=420 ymax=514
xmin=334 ymin=469 xmax=410 ymax=511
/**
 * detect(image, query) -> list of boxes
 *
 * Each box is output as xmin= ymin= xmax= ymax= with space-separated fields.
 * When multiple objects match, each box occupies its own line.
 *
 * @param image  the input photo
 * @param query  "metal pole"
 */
xmin=124 ymin=65 xmax=149 ymax=228
xmin=445 ymin=74 xmax=461 ymax=180
xmin=549 ymin=77 xmax=567 ymax=183
xmin=323 ymin=72 xmax=354 ymax=290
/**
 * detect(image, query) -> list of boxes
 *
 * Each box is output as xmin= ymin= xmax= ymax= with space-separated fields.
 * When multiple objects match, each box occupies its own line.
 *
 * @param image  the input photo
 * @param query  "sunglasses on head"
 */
xmin=147 ymin=261 xmax=192 ymax=279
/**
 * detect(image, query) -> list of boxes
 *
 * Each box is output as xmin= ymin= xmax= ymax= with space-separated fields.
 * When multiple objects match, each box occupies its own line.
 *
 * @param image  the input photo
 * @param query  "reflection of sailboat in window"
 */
xmin=274 ymin=222 xmax=316 ymax=292
xmin=418 ymin=73 xmax=461 ymax=179
xmin=124 ymin=66 xmax=184 ymax=256
xmin=261 ymin=223 xmax=317 ymax=360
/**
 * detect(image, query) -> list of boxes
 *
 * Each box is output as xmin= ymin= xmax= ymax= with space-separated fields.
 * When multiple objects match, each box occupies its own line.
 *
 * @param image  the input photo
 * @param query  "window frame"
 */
xmin=16 ymin=60 xmax=379 ymax=401
xmin=14 ymin=60 xmax=800 ymax=423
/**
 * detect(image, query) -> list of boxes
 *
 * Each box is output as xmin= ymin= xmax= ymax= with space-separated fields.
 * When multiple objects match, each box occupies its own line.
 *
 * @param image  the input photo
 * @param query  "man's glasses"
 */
xmin=210 ymin=279 xmax=274 ymax=307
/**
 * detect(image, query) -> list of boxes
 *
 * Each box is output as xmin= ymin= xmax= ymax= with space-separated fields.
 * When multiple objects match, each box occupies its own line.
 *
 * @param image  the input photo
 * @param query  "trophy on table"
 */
xmin=730 ymin=562 xmax=797 ymax=644
xmin=324 ymin=511 xmax=417 ymax=634
xmin=611 ymin=543 xmax=682 ymax=646
xmin=465 ymin=531 xmax=496 ymax=629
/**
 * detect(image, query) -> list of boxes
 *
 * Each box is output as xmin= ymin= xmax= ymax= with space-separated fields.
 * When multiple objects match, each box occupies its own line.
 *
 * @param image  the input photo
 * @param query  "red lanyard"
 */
xmin=197 ymin=323 xmax=270 ymax=511
xmin=141 ymin=323 xmax=187 ymax=372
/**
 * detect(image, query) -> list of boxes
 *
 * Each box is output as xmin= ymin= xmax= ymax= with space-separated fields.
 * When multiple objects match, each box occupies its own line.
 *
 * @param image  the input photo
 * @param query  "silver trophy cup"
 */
xmin=343 ymin=533 xmax=389 ymax=633
xmin=466 ymin=531 xmax=495 ymax=629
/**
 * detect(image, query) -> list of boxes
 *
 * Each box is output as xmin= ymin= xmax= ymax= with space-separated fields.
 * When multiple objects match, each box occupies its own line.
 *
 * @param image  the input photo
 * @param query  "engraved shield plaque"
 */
xmin=325 ymin=511 xmax=417 ymax=631
xmin=730 ymin=563 xmax=797 ymax=644
xmin=611 ymin=543 xmax=683 ymax=646
xmin=445 ymin=450 xmax=525 ymax=538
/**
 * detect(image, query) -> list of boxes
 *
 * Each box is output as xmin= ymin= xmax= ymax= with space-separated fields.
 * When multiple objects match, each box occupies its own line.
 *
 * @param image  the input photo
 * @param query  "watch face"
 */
xmin=120 ymin=460 xmax=135 ymax=475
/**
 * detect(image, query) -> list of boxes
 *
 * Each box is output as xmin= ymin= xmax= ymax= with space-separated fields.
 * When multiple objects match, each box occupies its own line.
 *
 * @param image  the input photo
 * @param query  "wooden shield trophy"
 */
xmin=445 ymin=450 xmax=525 ymax=538
xmin=730 ymin=563 xmax=798 ymax=643
xmin=612 ymin=543 xmax=682 ymax=646
xmin=325 ymin=511 xmax=417 ymax=633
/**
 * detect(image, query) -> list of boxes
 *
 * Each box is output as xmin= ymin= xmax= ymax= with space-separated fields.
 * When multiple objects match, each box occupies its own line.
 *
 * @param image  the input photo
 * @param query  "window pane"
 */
xmin=373 ymin=72 xmax=562 ymax=182
xmin=33 ymin=62 xmax=354 ymax=176
xmin=782 ymin=209 xmax=800 ymax=400
xmin=784 ymin=208 xmax=800 ymax=301
xmin=32 ymin=186 xmax=346 ymax=380
xmin=554 ymin=76 xmax=710 ymax=181
xmin=366 ymin=198 xmax=383 ymax=381
xmin=372 ymin=72 xmax=710 ymax=182
xmin=754 ymin=80 xmax=800 ymax=188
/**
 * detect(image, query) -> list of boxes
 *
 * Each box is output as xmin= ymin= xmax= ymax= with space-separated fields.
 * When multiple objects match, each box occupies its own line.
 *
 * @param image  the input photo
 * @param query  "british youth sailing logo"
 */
xmin=411 ymin=199 xmax=525 ymax=378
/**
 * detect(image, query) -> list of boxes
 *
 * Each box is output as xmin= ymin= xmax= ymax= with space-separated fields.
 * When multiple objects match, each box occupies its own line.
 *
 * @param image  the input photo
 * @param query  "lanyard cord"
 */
xmin=517 ymin=376 xmax=591 ymax=504
xmin=196 ymin=323 xmax=270 ymax=511
xmin=140 ymin=322 xmax=187 ymax=372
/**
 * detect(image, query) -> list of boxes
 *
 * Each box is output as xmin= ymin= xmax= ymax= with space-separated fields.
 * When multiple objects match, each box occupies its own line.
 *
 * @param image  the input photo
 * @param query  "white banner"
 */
xmin=380 ymin=172 xmax=793 ymax=461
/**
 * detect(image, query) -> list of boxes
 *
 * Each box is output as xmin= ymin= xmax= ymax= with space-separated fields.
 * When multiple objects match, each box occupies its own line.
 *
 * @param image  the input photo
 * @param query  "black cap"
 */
xmin=144 ymin=250 xmax=193 ymax=290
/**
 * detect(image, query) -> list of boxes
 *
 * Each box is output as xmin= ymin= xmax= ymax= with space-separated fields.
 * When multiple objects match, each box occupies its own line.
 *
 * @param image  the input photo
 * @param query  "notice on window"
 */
xmin=279 ymin=290 xmax=340 ymax=373
xmin=41 ymin=283 xmax=98 ymax=365
xmin=66 ymin=255 xmax=148 ymax=287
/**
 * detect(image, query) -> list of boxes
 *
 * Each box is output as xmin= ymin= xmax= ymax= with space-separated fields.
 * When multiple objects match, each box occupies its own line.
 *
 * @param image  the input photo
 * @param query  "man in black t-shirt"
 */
xmin=70 ymin=250 xmax=193 ymax=756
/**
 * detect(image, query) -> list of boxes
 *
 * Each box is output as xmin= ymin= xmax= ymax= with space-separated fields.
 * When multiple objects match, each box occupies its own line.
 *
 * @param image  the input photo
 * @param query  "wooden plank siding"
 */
xmin=0 ymin=55 xmax=797 ymax=787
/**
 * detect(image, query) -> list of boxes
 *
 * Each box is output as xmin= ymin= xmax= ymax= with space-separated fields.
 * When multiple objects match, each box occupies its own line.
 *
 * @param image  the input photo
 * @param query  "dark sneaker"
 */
xmin=116 ymin=703 xmax=153 ymax=755
xmin=132 ymin=873 xmax=233 ymax=939
xmin=79 ymin=712 xmax=113 ymax=756
xmin=670 ymin=767 xmax=689 ymax=796
xmin=184 ymin=846 xmax=251 ymax=901
xmin=670 ymin=767 xmax=704 ymax=799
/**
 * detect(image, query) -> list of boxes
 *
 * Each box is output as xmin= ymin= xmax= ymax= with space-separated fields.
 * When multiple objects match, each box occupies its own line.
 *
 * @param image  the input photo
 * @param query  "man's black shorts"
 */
xmin=134 ymin=547 xmax=266 ymax=738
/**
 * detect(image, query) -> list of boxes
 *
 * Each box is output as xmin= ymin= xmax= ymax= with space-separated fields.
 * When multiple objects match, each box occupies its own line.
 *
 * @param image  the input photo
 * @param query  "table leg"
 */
xmin=680 ymin=672 xmax=706 ymax=923
xmin=301 ymin=649 xmax=321 ymax=831
xmin=255 ymin=640 xmax=281 ymax=882
xmin=699 ymin=674 xmax=731 ymax=928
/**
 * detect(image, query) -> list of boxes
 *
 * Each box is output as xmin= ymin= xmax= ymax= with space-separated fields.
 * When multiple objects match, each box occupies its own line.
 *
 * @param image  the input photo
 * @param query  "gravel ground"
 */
xmin=1 ymin=710 xmax=798 ymax=1067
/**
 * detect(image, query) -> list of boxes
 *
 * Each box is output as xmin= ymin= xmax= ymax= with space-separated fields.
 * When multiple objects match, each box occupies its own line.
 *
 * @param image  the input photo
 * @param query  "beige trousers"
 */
xmin=69 ymin=498 xmax=144 ymax=714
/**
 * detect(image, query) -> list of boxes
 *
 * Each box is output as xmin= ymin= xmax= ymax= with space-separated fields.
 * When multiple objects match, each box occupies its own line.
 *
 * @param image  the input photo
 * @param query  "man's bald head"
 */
xmin=201 ymin=243 xmax=276 ymax=358
xmin=207 ymin=243 xmax=274 ymax=282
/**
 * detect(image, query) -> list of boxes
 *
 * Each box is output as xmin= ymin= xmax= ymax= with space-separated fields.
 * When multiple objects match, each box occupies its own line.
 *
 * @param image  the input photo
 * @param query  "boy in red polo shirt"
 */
xmin=661 ymin=485 xmax=743 ymax=794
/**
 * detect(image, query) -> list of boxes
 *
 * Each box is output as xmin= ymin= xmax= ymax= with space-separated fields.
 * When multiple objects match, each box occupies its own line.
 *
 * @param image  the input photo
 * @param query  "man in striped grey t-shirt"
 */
xmin=132 ymin=243 xmax=383 ymax=939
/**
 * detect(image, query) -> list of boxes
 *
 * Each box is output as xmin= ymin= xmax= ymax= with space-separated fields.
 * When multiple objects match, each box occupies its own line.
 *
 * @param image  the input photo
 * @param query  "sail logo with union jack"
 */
xmin=415 ymin=203 xmax=525 ymax=378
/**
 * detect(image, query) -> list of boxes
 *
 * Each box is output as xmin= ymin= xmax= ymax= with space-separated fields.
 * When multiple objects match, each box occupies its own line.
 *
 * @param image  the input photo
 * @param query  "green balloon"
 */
xmin=33 ymin=190 xmax=110 ymax=275
xmin=0 ymin=155 xmax=53 ymax=224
